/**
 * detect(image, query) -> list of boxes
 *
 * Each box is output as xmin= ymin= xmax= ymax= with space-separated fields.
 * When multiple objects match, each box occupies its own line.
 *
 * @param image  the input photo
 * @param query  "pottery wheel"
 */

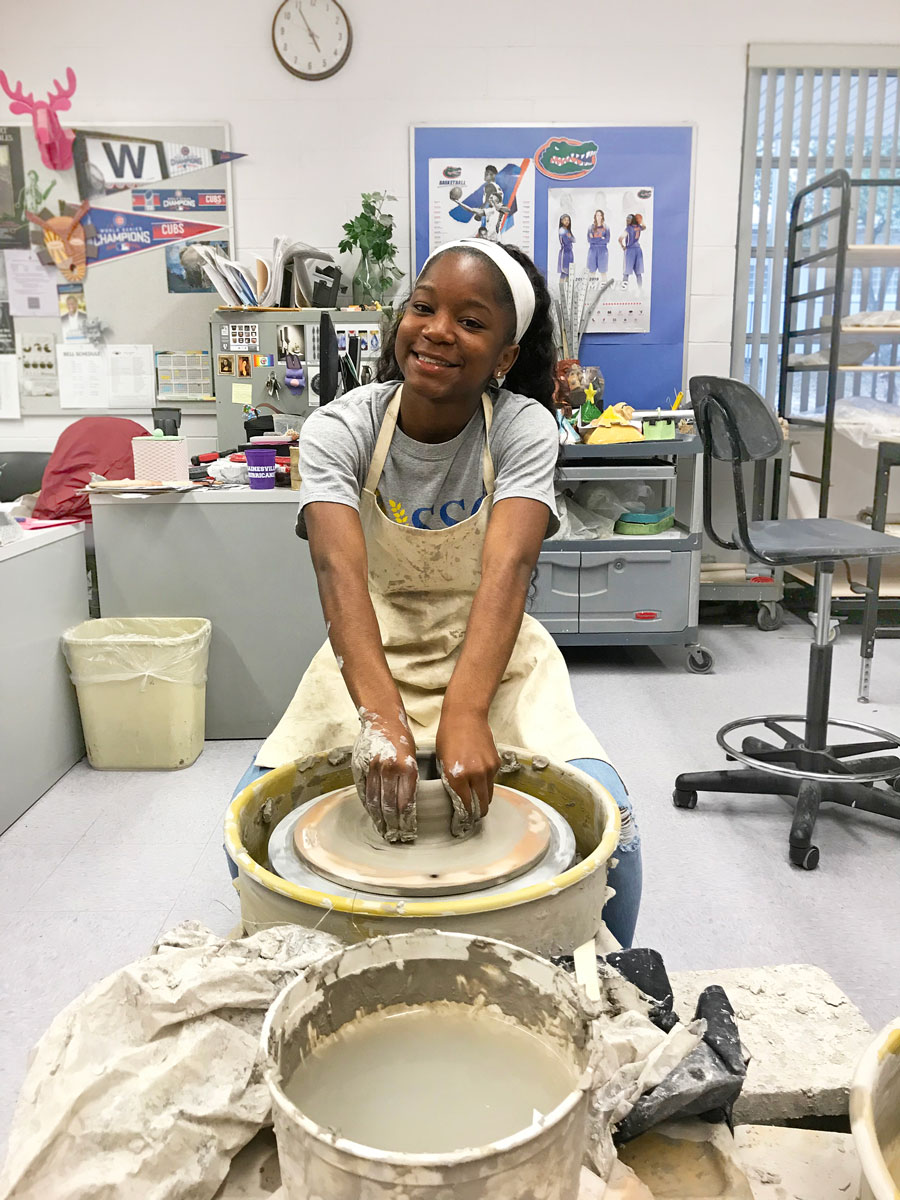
xmin=291 ymin=780 xmax=552 ymax=897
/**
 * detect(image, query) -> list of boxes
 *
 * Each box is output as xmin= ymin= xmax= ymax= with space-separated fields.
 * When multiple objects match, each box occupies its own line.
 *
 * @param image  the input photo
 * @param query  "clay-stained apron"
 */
xmin=257 ymin=386 xmax=607 ymax=768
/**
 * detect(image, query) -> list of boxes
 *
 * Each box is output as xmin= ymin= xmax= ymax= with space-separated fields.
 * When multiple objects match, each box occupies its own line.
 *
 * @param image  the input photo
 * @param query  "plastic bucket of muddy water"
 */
xmin=262 ymin=929 xmax=598 ymax=1200
xmin=851 ymin=1017 xmax=900 ymax=1200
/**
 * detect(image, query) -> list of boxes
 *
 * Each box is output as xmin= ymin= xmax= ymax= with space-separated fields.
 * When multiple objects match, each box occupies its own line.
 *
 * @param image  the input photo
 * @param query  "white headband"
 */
xmin=418 ymin=238 xmax=536 ymax=344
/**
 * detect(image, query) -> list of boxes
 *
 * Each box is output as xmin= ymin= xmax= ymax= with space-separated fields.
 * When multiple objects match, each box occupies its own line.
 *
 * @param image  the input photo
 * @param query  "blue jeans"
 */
xmin=226 ymin=756 xmax=641 ymax=948
xmin=567 ymin=758 xmax=642 ymax=949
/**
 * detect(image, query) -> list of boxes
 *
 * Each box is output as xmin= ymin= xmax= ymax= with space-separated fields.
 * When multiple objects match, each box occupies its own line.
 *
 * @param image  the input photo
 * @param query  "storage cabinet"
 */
xmin=529 ymin=436 xmax=713 ymax=672
xmin=529 ymin=551 xmax=579 ymax=634
xmin=580 ymin=548 xmax=693 ymax=633
xmin=530 ymin=546 xmax=695 ymax=635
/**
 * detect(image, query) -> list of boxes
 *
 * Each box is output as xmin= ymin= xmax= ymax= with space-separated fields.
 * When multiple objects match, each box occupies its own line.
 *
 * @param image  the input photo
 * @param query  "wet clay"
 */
xmin=283 ymin=1002 xmax=577 ymax=1153
xmin=293 ymin=779 xmax=551 ymax=896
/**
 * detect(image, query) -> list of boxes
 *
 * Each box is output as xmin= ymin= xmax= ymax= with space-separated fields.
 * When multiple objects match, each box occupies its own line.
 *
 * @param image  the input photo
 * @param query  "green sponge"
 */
xmin=614 ymin=513 xmax=676 ymax=535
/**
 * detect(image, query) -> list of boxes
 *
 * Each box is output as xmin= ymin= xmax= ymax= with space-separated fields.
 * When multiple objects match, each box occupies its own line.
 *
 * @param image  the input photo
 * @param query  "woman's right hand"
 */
xmin=351 ymin=709 xmax=419 ymax=843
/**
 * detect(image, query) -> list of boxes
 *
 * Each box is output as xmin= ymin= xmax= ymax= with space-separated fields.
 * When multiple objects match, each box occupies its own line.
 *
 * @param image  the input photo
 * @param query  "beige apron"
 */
xmin=256 ymin=387 xmax=606 ymax=769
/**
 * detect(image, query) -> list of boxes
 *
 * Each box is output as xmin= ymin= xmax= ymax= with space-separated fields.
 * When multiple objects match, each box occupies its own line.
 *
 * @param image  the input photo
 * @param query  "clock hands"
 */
xmin=297 ymin=2 xmax=321 ymax=52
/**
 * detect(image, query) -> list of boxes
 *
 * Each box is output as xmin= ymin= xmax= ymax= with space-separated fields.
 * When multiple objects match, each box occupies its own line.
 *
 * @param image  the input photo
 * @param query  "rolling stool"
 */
xmin=673 ymin=377 xmax=900 ymax=869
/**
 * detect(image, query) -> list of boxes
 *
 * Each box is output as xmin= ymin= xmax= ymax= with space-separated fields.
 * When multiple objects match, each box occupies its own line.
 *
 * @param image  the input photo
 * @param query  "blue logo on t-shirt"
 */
xmin=380 ymin=490 xmax=486 ymax=529
xmin=384 ymin=492 xmax=485 ymax=529
xmin=411 ymin=492 xmax=485 ymax=528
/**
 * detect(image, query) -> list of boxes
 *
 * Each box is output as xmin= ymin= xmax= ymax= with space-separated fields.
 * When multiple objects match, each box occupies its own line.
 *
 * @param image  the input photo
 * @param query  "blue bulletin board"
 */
xmin=410 ymin=124 xmax=695 ymax=409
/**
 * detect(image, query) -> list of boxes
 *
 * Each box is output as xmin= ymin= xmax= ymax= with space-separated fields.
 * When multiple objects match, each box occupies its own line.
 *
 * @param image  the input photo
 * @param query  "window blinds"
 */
xmin=733 ymin=60 xmax=900 ymax=412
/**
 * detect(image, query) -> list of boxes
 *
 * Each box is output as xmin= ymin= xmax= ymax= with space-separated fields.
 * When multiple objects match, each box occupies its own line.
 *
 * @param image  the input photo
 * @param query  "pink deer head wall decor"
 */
xmin=0 ymin=68 xmax=77 ymax=172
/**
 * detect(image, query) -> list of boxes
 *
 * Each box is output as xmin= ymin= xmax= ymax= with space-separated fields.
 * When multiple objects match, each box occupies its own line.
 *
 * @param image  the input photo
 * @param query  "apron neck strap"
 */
xmin=480 ymin=391 xmax=495 ymax=495
xmin=364 ymin=387 xmax=402 ymax=492
xmin=364 ymin=386 xmax=496 ymax=495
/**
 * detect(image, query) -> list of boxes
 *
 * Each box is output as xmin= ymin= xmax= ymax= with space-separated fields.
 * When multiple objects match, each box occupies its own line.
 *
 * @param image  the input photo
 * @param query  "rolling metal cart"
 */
xmin=530 ymin=427 xmax=713 ymax=674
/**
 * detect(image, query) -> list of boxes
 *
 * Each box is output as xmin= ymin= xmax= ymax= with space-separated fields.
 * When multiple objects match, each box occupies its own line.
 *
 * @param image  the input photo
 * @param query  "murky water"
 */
xmin=884 ymin=1133 xmax=900 ymax=1186
xmin=283 ymin=1003 xmax=577 ymax=1153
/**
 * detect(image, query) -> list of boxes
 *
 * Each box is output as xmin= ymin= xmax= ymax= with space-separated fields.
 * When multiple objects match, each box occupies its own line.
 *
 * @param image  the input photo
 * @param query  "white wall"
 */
xmin=4 ymin=0 xmax=900 ymax=454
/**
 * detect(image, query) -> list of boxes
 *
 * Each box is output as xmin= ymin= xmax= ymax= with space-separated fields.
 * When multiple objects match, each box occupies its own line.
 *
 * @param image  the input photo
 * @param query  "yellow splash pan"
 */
xmin=225 ymin=744 xmax=621 ymax=955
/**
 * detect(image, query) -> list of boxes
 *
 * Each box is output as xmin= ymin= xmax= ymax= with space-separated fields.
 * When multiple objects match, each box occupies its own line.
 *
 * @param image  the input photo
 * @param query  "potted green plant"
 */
xmin=339 ymin=191 xmax=404 ymax=308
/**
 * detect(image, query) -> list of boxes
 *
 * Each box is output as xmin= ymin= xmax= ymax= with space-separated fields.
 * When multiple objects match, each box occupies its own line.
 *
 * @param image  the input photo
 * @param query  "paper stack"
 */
xmin=197 ymin=239 xmax=336 ymax=308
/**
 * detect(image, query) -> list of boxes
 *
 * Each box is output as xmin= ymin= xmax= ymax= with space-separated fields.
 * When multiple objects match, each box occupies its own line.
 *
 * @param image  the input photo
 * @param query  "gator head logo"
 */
xmin=442 ymin=165 xmax=462 ymax=178
xmin=535 ymin=137 xmax=598 ymax=179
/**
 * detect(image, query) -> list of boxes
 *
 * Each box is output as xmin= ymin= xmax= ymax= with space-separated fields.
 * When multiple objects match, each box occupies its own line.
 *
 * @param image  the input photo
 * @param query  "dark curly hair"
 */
xmin=375 ymin=243 xmax=558 ymax=414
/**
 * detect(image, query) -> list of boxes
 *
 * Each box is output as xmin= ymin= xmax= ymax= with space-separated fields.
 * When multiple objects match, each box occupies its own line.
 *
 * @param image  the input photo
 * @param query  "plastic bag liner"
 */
xmin=61 ymin=617 xmax=211 ymax=686
xmin=805 ymin=396 xmax=900 ymax=450
xmin=549 ymin=481 xmax=652 ymax=542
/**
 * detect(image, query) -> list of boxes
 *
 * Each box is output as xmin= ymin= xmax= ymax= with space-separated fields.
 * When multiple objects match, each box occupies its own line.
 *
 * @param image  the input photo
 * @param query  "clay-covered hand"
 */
xmin=352 ymin=708 xmax=419 ymax=843
xmin=436 ymin=710 xmax=500 ymax=838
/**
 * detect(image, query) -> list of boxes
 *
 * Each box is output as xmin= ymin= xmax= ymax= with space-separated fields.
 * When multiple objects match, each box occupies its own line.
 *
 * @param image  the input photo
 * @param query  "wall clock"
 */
xmin=272 ymin=0 xmax=352 ymax=81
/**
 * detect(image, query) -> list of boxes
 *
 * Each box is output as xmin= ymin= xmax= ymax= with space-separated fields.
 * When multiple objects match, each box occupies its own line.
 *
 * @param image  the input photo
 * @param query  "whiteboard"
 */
xmin=11 ymin=121 xmax=234 ymax=416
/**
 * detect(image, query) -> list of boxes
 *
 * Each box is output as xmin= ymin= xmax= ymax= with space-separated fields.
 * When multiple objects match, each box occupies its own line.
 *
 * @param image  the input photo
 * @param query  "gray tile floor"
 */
xmin=2 ymin=613 xmax=899 ymax=1154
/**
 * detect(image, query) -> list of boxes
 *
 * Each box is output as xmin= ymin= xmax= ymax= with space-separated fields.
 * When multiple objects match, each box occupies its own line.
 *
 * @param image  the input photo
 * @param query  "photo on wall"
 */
xmin=0 ymin=253 xmax=14 ymax=353
xmin=0 ymin=128 xmax=28 ymax=249
xmin=165 ymin=238 xmax=229 ymax=294
xmin=276 ymin=324 xmax=305 ymax=360
xmin=547 ymin=187 xmax=654 ymax=333
xmin=428 ymin=158 xmax=534 ymax=257
xmin=58 ymin=283 xmax=89 ymax=342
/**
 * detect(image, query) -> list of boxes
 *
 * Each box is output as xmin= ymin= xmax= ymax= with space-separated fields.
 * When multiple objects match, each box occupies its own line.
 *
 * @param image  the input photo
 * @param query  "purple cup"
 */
xmin=245 ymin=446 xmax=276 ymax=490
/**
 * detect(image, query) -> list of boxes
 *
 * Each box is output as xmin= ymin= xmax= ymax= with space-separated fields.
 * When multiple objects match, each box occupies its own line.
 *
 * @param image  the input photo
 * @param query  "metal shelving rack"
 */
xmin=776 ymin=169 xmax=900 ymax=617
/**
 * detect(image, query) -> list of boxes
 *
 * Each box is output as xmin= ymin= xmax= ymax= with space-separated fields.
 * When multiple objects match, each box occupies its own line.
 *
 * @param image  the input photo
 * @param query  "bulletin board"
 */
xmin=4 ymin=121 xmax=235 ymax=416
xmin=410 ymin=124 xmax=695 ymax=410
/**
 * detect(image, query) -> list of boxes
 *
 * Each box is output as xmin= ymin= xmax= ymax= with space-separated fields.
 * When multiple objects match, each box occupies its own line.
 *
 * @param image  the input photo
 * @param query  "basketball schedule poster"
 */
xmin=427 ymin=157 xmax=535 ymax=258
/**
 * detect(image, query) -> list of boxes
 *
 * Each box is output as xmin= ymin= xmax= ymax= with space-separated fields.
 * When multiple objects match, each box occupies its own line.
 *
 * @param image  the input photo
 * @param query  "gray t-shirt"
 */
xmin=296 ymin=381 xmax=560 ymax=538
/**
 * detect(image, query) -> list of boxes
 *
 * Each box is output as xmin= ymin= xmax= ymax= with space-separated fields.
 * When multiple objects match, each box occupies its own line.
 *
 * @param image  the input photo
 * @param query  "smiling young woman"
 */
xmin=228 ymin=240 xmax=643 ymax=947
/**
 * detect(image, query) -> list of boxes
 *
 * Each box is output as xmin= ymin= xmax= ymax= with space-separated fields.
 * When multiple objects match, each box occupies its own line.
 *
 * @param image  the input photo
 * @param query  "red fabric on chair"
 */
xmin=32 ymin=417 xmax=151 ymax=522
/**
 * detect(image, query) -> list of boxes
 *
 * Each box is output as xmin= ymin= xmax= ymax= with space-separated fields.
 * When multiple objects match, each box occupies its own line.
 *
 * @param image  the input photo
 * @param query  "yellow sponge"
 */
xmin=586 ymin=424 xmax=644 ymax=444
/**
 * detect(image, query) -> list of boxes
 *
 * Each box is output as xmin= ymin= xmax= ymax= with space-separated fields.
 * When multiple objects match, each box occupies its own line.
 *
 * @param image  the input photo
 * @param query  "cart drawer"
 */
xmin=579 ymin=549 xmax=692 ymax=633
xmin=529 ymin=551 xmax=579 ymax=634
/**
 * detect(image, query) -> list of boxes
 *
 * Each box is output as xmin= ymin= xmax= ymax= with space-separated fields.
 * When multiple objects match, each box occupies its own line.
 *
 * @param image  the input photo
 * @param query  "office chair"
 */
xmin=0 ymin=451 xmax=51 ymax=502
xmin=673 ymin=377 xmax=900 ymax=869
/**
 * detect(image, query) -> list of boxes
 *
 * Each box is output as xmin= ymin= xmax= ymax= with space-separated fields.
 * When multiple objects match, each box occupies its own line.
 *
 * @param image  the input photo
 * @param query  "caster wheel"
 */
xmin=673 ymin=789 xmax=698 ymax=810
xmin=687 ymin=647 xmax=714 ymax=674
xmin=789 ymin=844 xmax=820 ymax=870
xmin=757 ymin=602 xmax=784 ymax=632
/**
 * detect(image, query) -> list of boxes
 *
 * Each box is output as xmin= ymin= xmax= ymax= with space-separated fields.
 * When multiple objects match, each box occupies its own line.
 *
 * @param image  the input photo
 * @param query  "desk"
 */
xmin=0 ymin=524 xmax=87 ymax=832
xmin=90 ymin=489 xmax=326 ymax=739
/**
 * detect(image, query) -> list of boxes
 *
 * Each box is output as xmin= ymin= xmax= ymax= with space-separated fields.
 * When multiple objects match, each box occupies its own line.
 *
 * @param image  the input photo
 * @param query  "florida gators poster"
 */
xmin=412 ymin=124 xmax=693 ymax=409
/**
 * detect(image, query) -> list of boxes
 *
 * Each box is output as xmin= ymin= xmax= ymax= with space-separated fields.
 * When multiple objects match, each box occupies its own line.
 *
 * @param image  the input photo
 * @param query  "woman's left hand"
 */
xmin=436 ymin=709 xmax=501 ymax=838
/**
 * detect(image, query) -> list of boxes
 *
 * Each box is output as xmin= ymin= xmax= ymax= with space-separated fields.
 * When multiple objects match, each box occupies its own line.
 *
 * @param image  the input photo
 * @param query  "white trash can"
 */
xmin=62 ymin=617 xmax=211 ymax=769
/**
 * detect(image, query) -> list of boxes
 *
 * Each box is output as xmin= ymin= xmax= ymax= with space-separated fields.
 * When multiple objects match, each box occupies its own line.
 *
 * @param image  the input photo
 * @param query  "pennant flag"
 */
xmin=73 ymin=130 xmax=244 ymax=200
xmin=86 ymin=208 xmax=226 ymax=265
xmin=132 ymin=188 xmax=228 ymax=213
